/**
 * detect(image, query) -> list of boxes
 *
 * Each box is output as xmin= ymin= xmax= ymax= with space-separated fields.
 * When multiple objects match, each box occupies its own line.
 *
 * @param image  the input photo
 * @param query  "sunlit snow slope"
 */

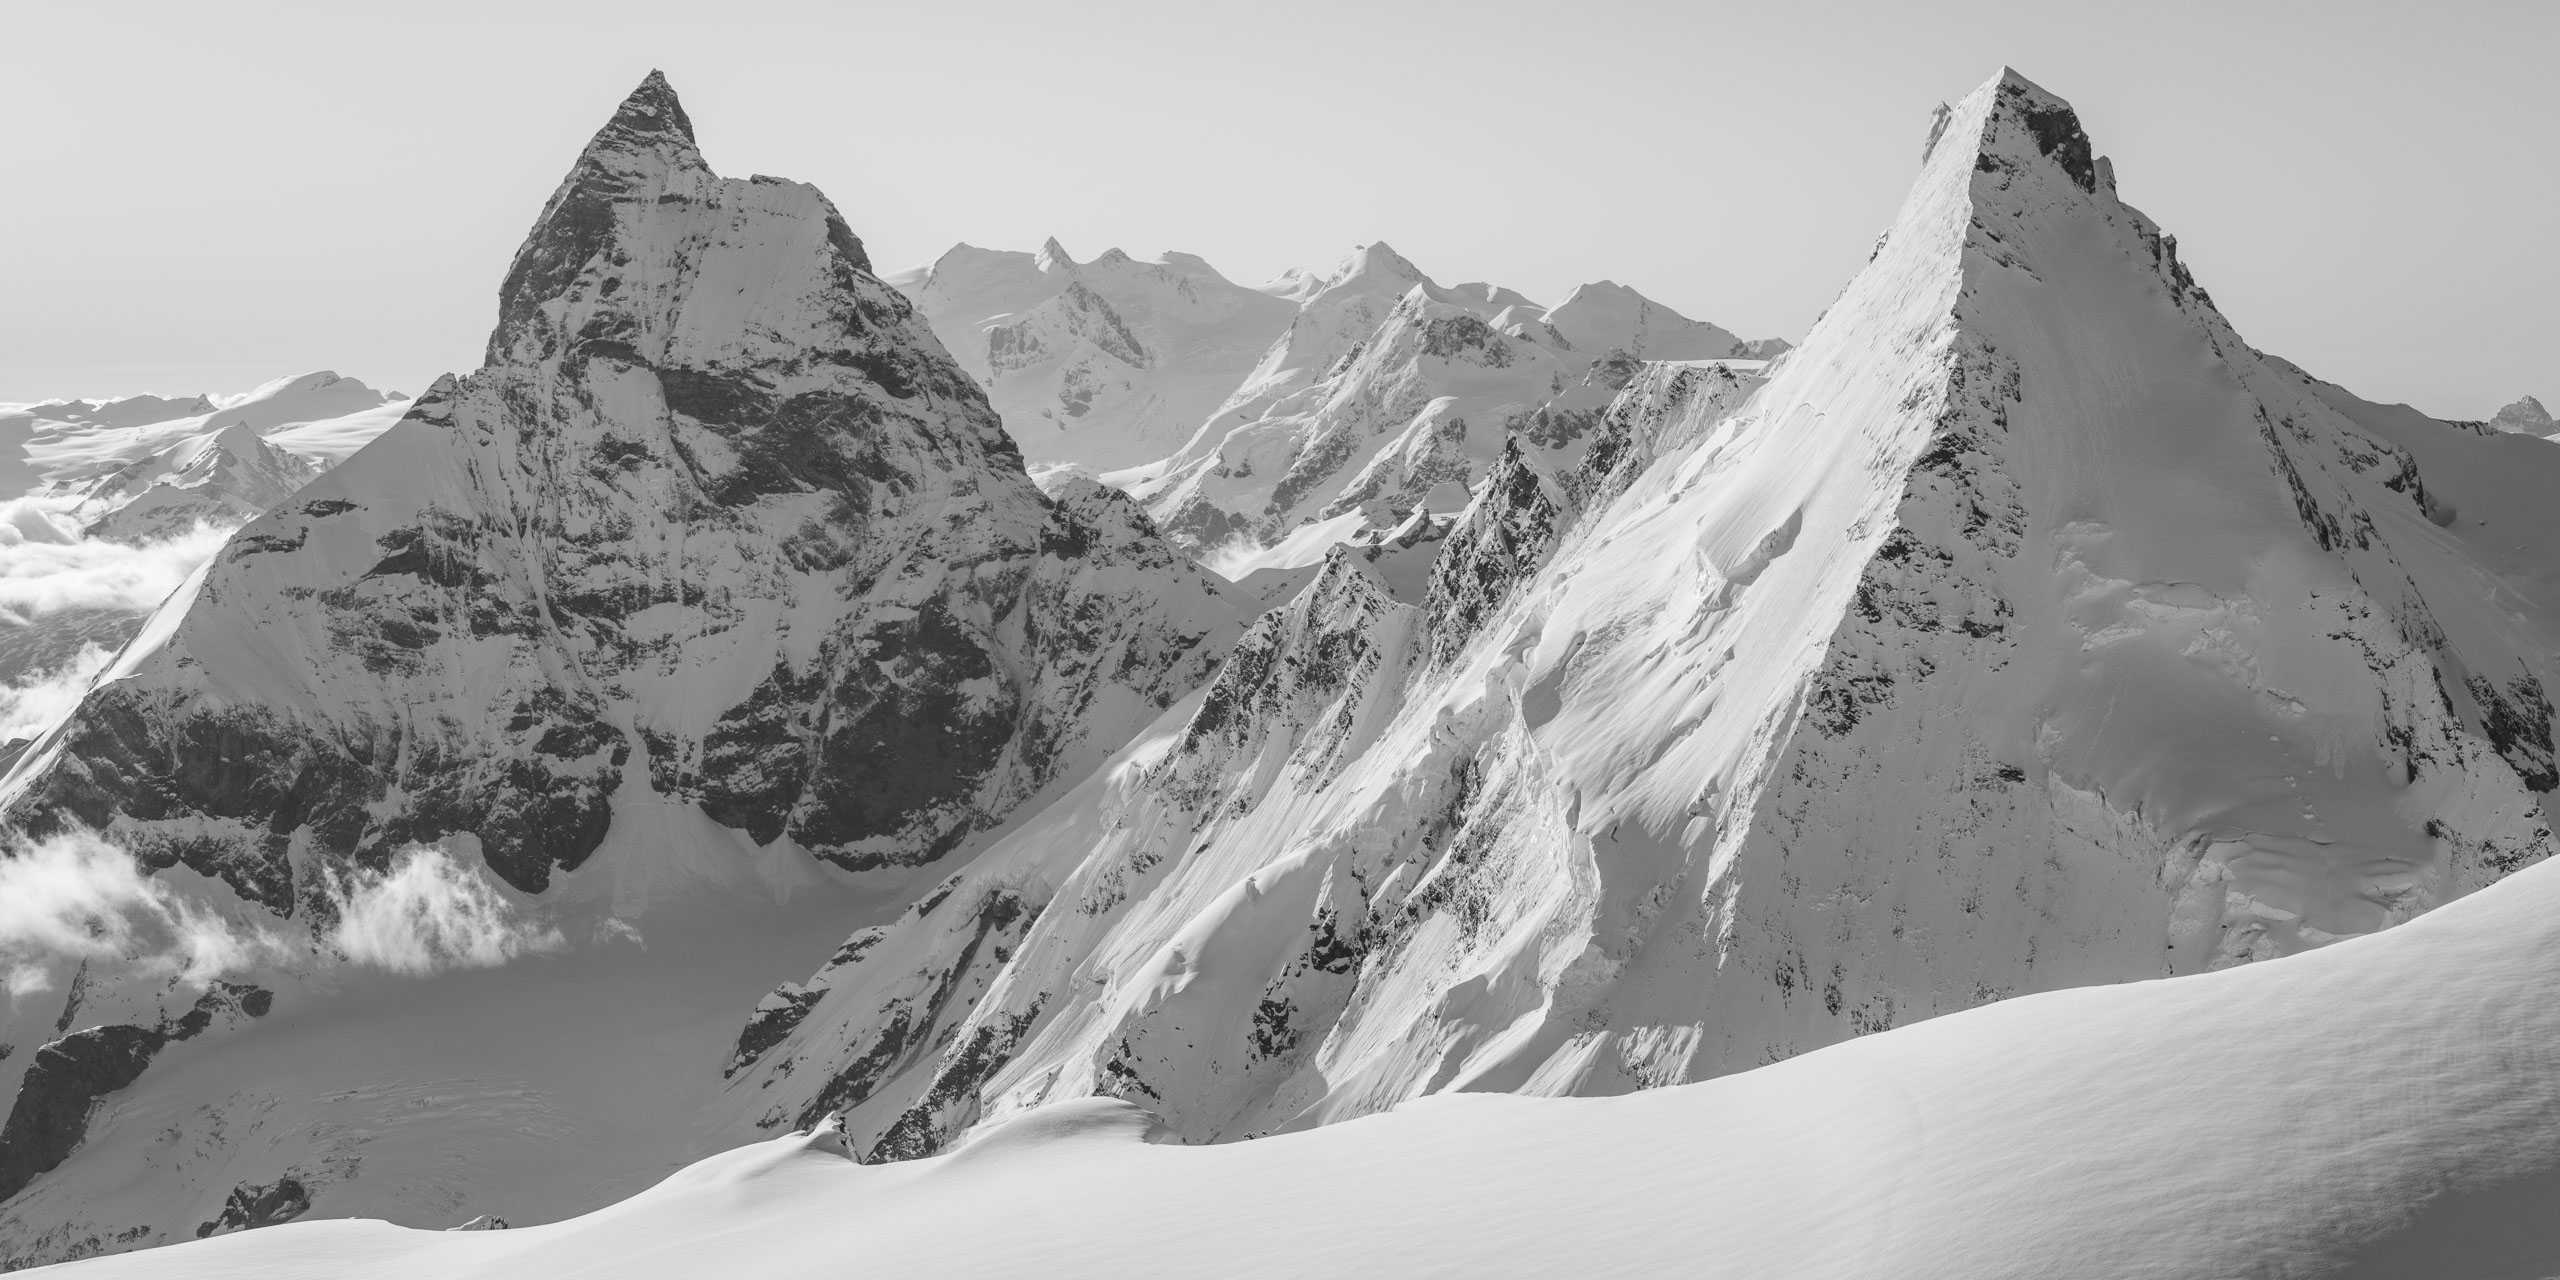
xmin=54 ymin=849 xmax=2560 ymax=1280
xmin=724 ymin=68 xmax=2558 ymax=1159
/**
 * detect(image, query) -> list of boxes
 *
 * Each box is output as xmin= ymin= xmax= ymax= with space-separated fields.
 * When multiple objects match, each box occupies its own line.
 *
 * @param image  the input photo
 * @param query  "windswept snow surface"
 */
xmin=49 ymin=852 xmax=2560 ymax=1279
xmin=725 ymin=68 xmax=2558 ymax=1163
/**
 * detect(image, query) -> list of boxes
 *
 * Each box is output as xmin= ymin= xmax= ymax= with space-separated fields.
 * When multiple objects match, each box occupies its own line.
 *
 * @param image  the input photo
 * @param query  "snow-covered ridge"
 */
xmin=887 ymin=235 xmax=1789 ymax=573
xmin=725 ymin=67 xmax=2558 ymax=1163
xmin=1118 ymin=253 xmax=1782 ymax=577
xmin=888 ymin=239 xmax=1296 ymax=471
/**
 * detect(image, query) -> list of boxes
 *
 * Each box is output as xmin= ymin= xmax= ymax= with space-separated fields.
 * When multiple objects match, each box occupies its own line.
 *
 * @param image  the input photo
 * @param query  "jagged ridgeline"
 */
xmin=0 ymin=71 xmax=1244 ymax=904
xmin=723 ymin=69 xmax=2560 ymax=1160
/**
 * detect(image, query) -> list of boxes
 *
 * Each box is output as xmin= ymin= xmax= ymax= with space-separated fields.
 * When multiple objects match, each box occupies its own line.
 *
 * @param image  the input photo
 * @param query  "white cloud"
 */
xmin=0 ymin=834 xmax=567 ymax=1000
xmin=325 ymin=847 xmax=564 ymax=975
xmin=0 ymin=504 xmax=231 ymax=625
xmin=0 ymin=832 xmax=289 ymax=994
xmin=0 ymin=642 xmax=113 ymax=742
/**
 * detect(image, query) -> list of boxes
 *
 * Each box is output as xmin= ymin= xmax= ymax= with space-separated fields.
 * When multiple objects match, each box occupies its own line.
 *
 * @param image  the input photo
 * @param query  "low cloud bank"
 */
xmin=0 ymin=501 xmax=230 ymax=625
xmin=0 ymin=642 xmax=113 ymax=743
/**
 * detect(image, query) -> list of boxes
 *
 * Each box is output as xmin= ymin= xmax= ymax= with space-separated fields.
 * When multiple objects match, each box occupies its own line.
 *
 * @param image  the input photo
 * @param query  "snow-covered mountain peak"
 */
xmin=1035 ymin=235 xmax=1076 ymax=274
xmin=484 ymin=69 xmax=865 ymax=368
xmin=0 ymin=71 xmax=1256 ymax=1257
xmin=197 ymin=371 xmax=402 ymax=434
xmin=609 ymin=67 xmax=696 ymax=145
xmin=1541 ymin=279 xmax=1744 ymax=360
xmin=726 ymin=67 xmax=2558 ymax=1168
xmin=2491 ymin=395 xmax=2552 ymax=435
xmin=1259 ymin=241 xmax=1433 ymax=306
xmin=71 ymin=416 xmax=321 ymax=543
xmin=1322 ymin=240 xmax=1427 ymax=295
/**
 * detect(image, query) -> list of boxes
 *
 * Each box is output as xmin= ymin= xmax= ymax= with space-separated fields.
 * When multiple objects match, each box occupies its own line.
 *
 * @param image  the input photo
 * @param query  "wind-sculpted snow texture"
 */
xmin=0 ymin=72 xmax=1241 ymax=1256
xmin=725 ymin=69 xmax=2559 ymax=1158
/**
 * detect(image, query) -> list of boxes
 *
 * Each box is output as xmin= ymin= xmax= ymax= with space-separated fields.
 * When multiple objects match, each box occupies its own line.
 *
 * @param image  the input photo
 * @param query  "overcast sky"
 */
xmin=4 ymin=0 xmax=2551 ymax=418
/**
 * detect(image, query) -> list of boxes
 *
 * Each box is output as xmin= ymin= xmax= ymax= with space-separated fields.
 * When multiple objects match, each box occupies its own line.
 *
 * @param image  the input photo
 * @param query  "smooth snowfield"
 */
xmin=48 ymin=851 xmax=2560 ymax=1279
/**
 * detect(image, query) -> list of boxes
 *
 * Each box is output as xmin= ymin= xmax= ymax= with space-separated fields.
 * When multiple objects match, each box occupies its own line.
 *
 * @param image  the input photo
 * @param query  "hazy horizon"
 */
xmin=4 ymin=0 xmax=2551 ymax=419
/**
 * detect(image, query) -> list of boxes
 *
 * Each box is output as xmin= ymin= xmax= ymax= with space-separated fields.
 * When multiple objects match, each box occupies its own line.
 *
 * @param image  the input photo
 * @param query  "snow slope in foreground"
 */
xmin=49 ymin=848 xmax=2560 ymax=1280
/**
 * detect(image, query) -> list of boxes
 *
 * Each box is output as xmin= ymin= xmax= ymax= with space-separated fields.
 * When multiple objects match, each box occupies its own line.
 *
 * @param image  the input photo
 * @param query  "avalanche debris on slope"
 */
xmin=729 ymin=67 xmax=2558 ymax=1159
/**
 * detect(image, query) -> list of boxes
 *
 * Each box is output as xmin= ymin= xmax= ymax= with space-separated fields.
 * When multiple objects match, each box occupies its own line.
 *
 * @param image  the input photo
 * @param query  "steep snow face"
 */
xmin=1119 ymin=244 xmax=1774 ymax=573
xmin=0 ymin=72 xmax=1243 ymax=1255
xmin=727 ymin=69 xmax=2557 ymax=1158
xmin=63 ymin=852 xmax=2560 ymax=1280
xmin=890 ymin=241 xmax=1294 ymax=471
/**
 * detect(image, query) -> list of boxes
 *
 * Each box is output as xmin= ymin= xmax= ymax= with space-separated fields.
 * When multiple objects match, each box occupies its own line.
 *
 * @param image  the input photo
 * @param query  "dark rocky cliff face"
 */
xmin=0 ymin=984 xmax=271 ymax=1203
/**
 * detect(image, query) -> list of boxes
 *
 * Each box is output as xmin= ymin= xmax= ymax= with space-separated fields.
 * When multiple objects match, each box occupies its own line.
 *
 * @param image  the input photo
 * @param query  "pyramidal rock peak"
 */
xmin=0 ymin=72 xmax=1246 ymax=1257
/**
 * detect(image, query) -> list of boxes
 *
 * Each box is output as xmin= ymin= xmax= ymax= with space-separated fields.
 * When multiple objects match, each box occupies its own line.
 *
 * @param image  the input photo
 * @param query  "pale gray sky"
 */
xmin=4 ymin=0 xmax=2550 ymax=418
